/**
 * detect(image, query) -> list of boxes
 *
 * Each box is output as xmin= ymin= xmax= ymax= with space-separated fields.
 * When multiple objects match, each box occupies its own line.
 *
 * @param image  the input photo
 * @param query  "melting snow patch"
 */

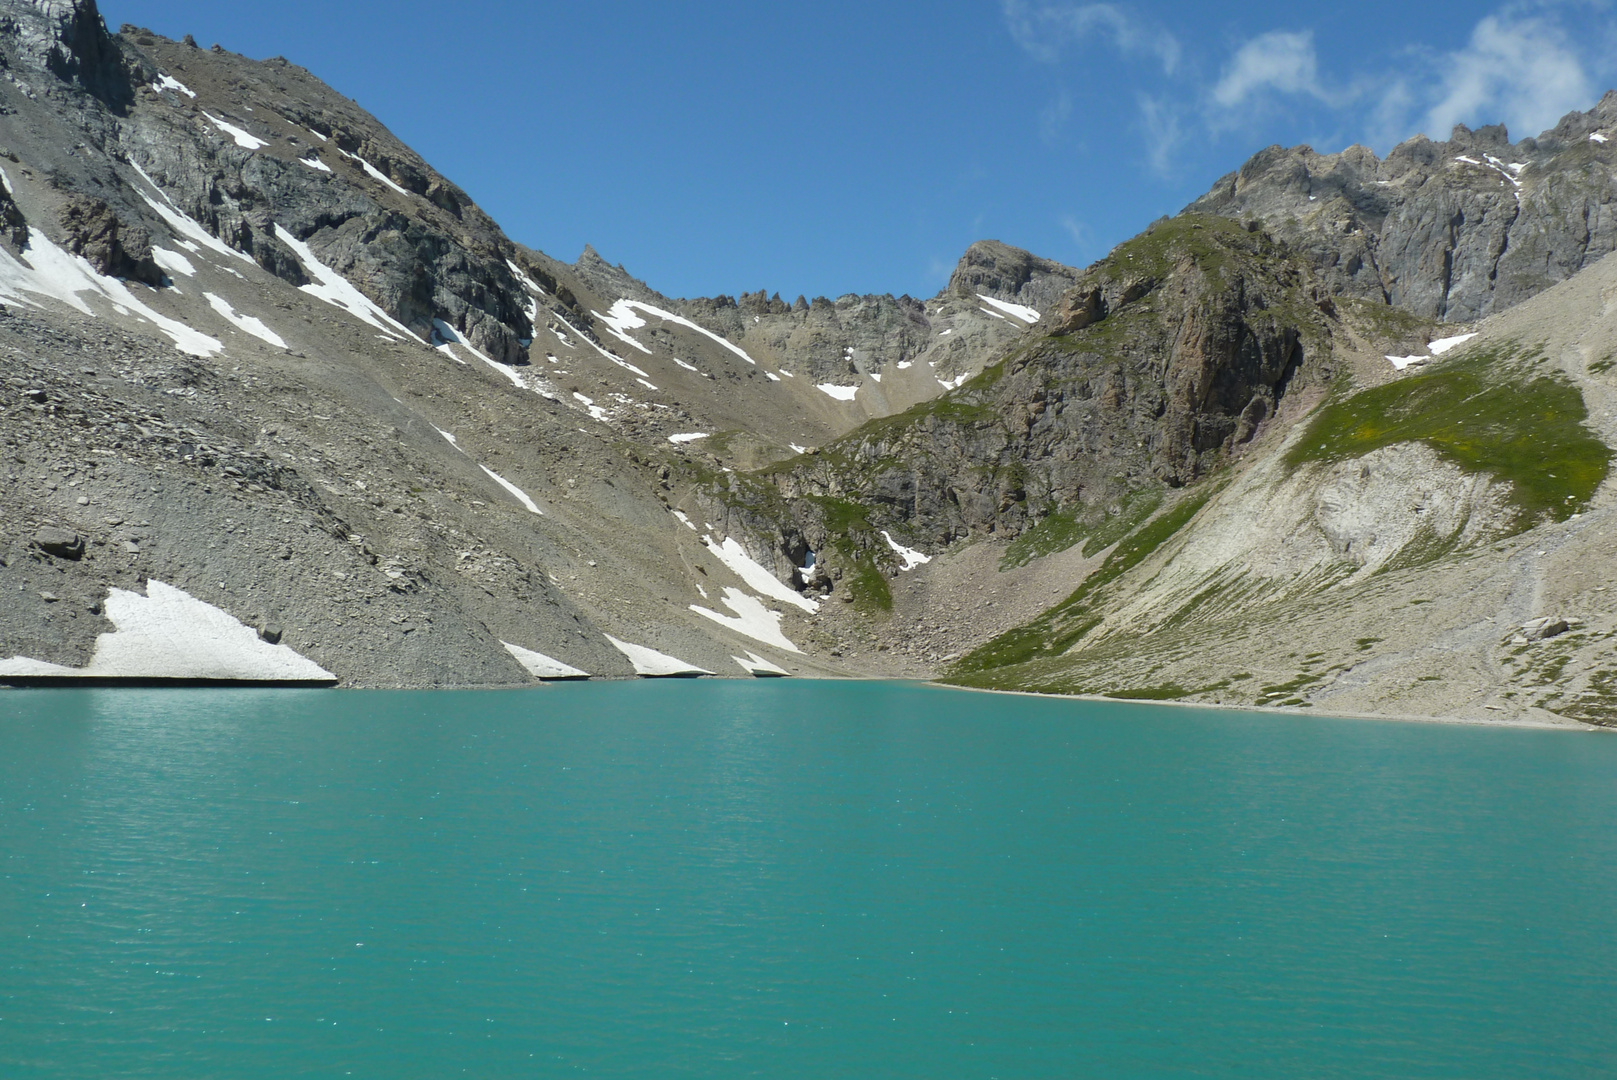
xmin=152 ymin=74 xmax=196 ymax=97
xmin=1386 ymin=354 xmax=1429 ymax=371
xmin=765 ymin=371 xmax=780 ymax=382
xmin=479 ymin=465 xmax=543 ymax=515
xmin=338 ymin=148 xmax=411 ymax=196
xmin=977 ymin=294 xmax=1040 ymax=323
xmin=1592 ymin=132 xmax=1609 ymax=143
xmin=668 ymin=432 xmax=709 ymax=444
xmin=506 ymin=259 xmax=546 ymax=295
xmin=594 ymin=300 xmax=654 ymax=354
xmin=433 ymin=425 xmax=463 ymax=450
xmin=606 ymin=299 xmax=758 ymax=364
xmin=816 ymin=383 xmax=859 ymax=401
xmin=979 ymin=307 xmax=1007 ymax=320
xmin=276 ymin=225 xmax=422 ymax=340
xmin=604 ymin=635 xmax=711 ymax=676
xmin=205 ymin=292 xmax=287 ymax=348
xmin=937 ymin=372 xmax=970 ymax=390
xmin=552 ymin=311 xmax=648 ymax=376
xmin=788 ymin=443 xmax=807 ymax=454
xmin=131 ymin=163 xmax=258 ymax=267
xmin=1428 ymin=332 xmax=1477 ymax=355
xmin=0 ymin=580 xmax=333 ymax=683
xmin=151 ymin=247 xmax=195 ymax=278
xmin=672 ymin=509 xmax=698 ymax=530
xmin=869 ymin=372 xmax=881 ymax=383
xmin=939 ymin=328 xmax=953 ymax=336
xmin=691 ymin=587 xmax=801 ymax=653
xmin=636 ymin=377 xmax=659 ymax=391
xmin=0 ymin=224 xmax=222 ymax=356
xmin=202 ymin=111 xmax=268 ymax=150
xmin=501 ymin=641 xmax=588 ymax=679
xmin=734 ymin=651 xmax=790 ymax=677
xmin=572 ymin=392 xmax=610 ymax=423
xmin=673 ymin=357 xmax=701 ymax=373
xmin=896 ymin=360 xmax=913 ymax=369
xmin=881 ymin=530 xmax=931 ymax=571
xmin=702 ymin=535 xmax=819 ymax=613
xmin=299 ymin=155 xmax=332 ymax=172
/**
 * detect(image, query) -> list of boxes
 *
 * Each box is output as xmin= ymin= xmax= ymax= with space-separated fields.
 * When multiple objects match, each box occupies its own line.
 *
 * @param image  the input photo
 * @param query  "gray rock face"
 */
xmin=11 ymin=0 xmax=131 ymax=110
xmin=772 ymin=216 xmax=1336 ymax=552
xmin=1187 ymin=94 xmax=1617 ymax=322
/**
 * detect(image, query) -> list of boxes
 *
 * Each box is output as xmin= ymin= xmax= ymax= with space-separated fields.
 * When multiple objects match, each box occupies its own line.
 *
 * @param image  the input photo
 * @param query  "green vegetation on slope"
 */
xmin=1000 ymin=486 xmax=1164 ymax=570
xmin=947 ymin=485 xmax=1216 ymax=678
xmin=1285 ymin=343 xmax=1611 ymax=528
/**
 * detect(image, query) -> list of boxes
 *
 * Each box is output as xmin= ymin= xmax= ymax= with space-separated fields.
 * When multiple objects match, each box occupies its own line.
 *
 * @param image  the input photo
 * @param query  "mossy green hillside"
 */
xmin=1286 ymin=343 xmax=1611 ymax=528
xmin=948 ymin=485 xmax=1217 ymax=678
xmin=1000 ymin=486 xmax=1164 ymax=570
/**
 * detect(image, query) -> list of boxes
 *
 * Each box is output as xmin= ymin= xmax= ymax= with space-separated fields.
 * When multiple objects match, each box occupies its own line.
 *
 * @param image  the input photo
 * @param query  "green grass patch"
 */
xmin=1285 ymin=343 xmax=1611 ymax=529
xmin=999 ymin=486 xmax=1164 ymax=570
xmin=946 ymin=486 xmax=1216 ymax=678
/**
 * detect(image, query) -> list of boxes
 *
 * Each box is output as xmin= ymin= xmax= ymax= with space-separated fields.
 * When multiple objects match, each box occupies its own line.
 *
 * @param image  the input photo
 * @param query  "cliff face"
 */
xmin=1187 ymin=95 xmax=1617 ymax=323
xmin=768 ymin=216 xmax=1336 ymax=554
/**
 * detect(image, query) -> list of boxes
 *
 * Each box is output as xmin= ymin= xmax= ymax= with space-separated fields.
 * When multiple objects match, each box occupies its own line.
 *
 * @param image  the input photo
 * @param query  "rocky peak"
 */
xmin=947 ymin=239 xmax=1079 ymax=312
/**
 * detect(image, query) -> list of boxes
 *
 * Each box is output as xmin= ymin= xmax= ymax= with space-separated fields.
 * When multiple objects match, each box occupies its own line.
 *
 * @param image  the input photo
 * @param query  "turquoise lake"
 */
xmin=2 ymin=681 xmax=1614 ymax=1078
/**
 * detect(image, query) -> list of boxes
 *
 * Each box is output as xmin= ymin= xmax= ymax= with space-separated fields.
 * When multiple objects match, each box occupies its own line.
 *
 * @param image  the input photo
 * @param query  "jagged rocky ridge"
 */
xmin=1187 ymin=97 xmax=1617 ymax=322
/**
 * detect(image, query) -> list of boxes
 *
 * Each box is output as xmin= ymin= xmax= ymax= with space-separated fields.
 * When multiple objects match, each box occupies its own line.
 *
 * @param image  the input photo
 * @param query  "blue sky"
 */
xmin=105 ymin=1 xmax=1617 ymax=300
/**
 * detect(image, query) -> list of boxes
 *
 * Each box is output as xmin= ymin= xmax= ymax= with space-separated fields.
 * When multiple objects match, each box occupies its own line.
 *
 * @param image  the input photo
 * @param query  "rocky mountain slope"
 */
xmin=1 ymin=0 xmax=1614 ymax=727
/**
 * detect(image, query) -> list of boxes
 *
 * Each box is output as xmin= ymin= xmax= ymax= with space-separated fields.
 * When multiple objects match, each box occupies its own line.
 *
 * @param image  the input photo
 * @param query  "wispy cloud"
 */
xmin=1001 ymin=0 xmax=1181 ymax=74
xmin=1211 ymin=30 xmax=1333 ymax=110
xmin=1422 ymin=11 xmax=1594 ymax=139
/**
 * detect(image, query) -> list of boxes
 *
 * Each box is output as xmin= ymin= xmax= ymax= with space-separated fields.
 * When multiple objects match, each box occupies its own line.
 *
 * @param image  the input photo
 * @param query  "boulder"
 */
xmin=32 ymin=525 xmax=84 ymax=559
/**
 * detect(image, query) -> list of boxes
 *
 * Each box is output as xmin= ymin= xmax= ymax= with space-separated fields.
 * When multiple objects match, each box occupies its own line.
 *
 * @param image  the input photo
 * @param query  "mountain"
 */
xmin=0 ymin=1 xmax=1612 ymax=727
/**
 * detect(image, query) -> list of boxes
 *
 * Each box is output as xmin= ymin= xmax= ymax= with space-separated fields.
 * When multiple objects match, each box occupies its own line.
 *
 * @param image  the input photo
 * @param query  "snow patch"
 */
xmin=152 ymin=74 xmax=196 ymax=97
xmin=606 ymin=299 xmax=758 ymax=364
xmin=594 ymin=300 xmax=654 ymax=354
xmin=1428 ymin=332 xmax=1477 ymax=355
xmin=702 ymin=535 xmax=818 ymax=613
xmin=668 ymin=432 xmax=709 ymax=444
xmin=604 ymin=635 xmax=712 ymax=676
xmin=733 ymin=651 xmax=790 ymax=677
xmin=979 ymin=306 xmax=1007 ymax=320
xmin=672 ymin=509 xmax=698 ymax=531
xmin=896 ymin=361 xmax=913 ymax=370
xmin=338 ymin=148 xmax=411 ymax=196
xmin=937 ymin=372 xmax=970 ymax=390
xmin=816 ymin=382 xmax=859 ymax=401
xmin=299 ymin=155 xmax=332 ymax=173
xmin=673 ymin=357 xmax=701 ymax=373
xmin=202 ymin=111 xmax=268 ymax=150
xmin=151 ymin=247 xmax=195 ymax=278
xmin=881 ymin=530 xmax=932 ymax=571
xmin=1385 ymin=354 xmax=1429 ymax=371
xmin=1592 ymin=132 xmax=1609 ymax=143
xmin=501 ymin=641 xmax=588 ymax=679
xmin=131 ymin=162 xmax=258 ymax=267
xmin=0 ymin=580 xmax=333 ymax=682
xmin=788 ymin=443 xmax=807 ymax=454
xmin=690 ymin=587 xmax=801 ymax=653
xmin=0 ymin=225 xmax=222 ymax=356
xmin=977 ymin=294 xmax=1040 ymax=323
xmin=479 ymin=464 xmax=543 ymax=515
xmin=765 ymin=371 xmax=780 ymax=382
xmin=205 ymin=292 xmax=286 ymax=348
xmin=869 ymin=372 xmax=881 ymax=383
xmin=275 ymin=225 xmax=422 ymax=341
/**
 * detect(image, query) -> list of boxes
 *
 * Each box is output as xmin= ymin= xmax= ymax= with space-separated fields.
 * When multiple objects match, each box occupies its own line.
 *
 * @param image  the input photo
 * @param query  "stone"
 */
xmin=1521 ymin=617 xmax=1570 ymax=641
xmin=259 ymin=622 xmax=283 ymax=645
xmin=33 ymin=525 xmax=84 ymax=559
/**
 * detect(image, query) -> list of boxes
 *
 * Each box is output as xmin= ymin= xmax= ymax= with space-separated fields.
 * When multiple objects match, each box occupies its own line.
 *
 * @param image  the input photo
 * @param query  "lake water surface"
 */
xmin=2 ymin=682 xmax=1614 ymax=1078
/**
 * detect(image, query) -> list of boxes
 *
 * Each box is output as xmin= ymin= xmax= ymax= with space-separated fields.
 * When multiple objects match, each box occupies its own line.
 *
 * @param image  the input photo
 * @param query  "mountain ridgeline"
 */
xmin=0 ymin=0 xmax=1614 ymax=726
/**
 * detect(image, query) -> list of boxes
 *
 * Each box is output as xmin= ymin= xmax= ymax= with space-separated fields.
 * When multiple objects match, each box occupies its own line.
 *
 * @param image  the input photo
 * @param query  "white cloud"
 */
xmin=1002 ymin=0 xmax=1180 ymax=74
xmin=1137 ymin=93 xmax=1183 ymax=177
xmin=1212 ymin=30 xmax=1331 ymax=109
xmin=1422 ymin=12 xmax=1594 ymax=139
